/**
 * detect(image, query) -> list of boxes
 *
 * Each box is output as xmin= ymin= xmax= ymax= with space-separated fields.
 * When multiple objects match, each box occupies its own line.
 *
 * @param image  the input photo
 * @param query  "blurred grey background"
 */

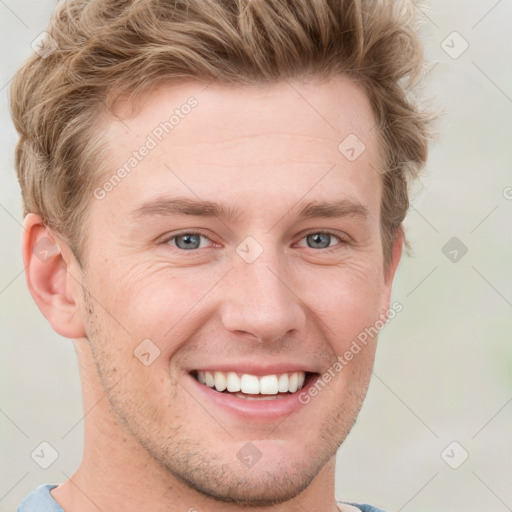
xmin=1 ymin=1 xmax=511 ymax=511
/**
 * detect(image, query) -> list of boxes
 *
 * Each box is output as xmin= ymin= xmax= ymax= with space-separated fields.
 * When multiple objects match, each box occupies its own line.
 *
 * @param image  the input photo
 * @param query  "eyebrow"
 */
xmin=296 ymin=200 xmax=369 ymax=220
xmin=131 ymin=197 xmax=243 ymax=222
xmin=131 ymin=196 xmax=369 ymax=222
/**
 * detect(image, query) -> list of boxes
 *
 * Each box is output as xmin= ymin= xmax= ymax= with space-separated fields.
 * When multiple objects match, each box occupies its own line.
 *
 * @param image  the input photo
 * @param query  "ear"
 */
xmin=379 ymin=228 xmax=404 ymax=316
xmin=22 ymin=213 xmax=86 ymax=339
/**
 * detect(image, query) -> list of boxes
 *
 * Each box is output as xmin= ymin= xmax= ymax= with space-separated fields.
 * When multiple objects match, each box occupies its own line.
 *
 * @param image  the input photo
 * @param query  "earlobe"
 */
xmin=23 ymin=214 xmax=86 ymax=339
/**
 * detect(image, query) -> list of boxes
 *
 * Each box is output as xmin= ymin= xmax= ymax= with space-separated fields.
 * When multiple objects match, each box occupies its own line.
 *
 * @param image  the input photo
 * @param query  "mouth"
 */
xmin=191 ymin=370 xmax=313 ymax=401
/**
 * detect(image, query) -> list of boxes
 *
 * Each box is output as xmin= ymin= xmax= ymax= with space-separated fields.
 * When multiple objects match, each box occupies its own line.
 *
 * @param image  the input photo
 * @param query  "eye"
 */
xmin=297 ymin=232 xmax=343 ymax=250
xmin=162 ymin=230 xmax=345 ymax=252
xmin=166 ymin=232 xmax=213 ymax=250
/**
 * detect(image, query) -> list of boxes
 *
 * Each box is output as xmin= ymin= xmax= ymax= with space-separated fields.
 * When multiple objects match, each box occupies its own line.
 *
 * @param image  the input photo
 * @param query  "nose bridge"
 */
xmin=220 ymin=241 xmax=305 ymax=343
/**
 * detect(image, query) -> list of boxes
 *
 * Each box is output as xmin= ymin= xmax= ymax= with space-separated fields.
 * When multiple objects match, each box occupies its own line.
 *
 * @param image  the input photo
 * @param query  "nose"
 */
xmin=219 ymin=248 xmax=306 ymax=344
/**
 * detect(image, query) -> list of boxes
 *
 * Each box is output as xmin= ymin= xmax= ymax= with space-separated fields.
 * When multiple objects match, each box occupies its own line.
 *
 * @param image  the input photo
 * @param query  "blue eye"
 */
xmin=168 ymin=233 xmax=210 ymax=250
xmin=299 ymin=232 xmax=341 ymax=250
xmin=163 ymin=230 xmax=344 ymax=252
xmin=306 ymin=232 xmax=334 ymax=249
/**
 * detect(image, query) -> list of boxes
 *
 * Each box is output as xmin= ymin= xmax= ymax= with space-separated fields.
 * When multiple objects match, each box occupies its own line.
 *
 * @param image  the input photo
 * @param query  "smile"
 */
xmin=193 ymin=370 xmax=309 ymax=399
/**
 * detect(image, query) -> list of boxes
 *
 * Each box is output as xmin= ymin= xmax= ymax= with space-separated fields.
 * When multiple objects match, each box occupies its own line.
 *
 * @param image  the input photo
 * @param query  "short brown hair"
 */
xmin=10 ymin=0 xmax=433 ymax=268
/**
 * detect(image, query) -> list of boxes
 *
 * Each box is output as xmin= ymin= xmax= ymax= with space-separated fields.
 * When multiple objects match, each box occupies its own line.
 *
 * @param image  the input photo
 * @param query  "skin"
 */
xmin=24 ymin=75 xmax=402 ymax=512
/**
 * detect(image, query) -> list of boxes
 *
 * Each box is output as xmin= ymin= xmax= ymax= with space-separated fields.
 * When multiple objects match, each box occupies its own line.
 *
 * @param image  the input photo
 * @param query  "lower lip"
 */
xmin=187 ymin=373 xmax=317 ymax=421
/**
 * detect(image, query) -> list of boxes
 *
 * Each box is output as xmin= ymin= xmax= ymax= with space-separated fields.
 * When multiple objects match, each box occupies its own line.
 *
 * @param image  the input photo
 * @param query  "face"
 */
xmin=76 ymin=76 xmax=398 ymax=505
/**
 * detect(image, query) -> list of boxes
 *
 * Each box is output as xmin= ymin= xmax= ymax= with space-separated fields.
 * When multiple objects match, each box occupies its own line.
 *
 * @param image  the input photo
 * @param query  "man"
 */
xmin=11 ymin=0 xmax=432 ymax=511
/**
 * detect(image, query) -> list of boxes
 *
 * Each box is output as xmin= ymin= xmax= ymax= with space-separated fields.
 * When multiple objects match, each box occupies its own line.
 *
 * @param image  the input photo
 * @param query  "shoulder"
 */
xmin=338 ymin=502 xmax=389 ymax=512
xmin=17 ymin=484 xmax=64 ymax=512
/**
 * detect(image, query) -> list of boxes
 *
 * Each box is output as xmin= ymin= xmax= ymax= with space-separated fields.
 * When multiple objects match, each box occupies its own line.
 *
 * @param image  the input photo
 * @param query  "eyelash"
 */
xmin=162 ymin=230 xmax=347 ymax=253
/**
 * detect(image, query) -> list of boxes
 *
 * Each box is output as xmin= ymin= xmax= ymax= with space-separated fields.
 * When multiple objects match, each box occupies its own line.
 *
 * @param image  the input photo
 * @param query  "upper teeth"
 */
xmin=196 ymin=370 xmax=306 ymax=395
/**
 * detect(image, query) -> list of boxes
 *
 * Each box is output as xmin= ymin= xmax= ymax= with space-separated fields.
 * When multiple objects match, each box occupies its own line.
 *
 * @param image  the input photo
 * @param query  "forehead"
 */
xmin=95 ymin=76 xmax=382 ymax=220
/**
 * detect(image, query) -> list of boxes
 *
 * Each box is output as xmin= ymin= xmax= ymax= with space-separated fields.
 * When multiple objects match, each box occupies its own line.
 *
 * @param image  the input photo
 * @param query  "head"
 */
xmin=11 ymin=0 xmax=432 ymax=506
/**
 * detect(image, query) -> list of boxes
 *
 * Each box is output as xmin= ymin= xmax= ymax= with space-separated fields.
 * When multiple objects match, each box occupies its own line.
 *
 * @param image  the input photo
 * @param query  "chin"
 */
xmin=167 ymin=456 xmax=324 ymax=506
xmin=140 ymin=431 xmax=341 ymax=507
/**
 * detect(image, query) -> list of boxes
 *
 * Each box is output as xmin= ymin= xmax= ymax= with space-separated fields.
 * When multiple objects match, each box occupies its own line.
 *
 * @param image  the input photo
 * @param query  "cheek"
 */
xmin=81 ymin=279 xmax=179 ymax=410
xmin=299 ymin=261 xmax=384 ymax=335
xmin=83 ymin=263 xmax=219 ymax=369
xmin=87 ymin=260 xmax=180 ymax=331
